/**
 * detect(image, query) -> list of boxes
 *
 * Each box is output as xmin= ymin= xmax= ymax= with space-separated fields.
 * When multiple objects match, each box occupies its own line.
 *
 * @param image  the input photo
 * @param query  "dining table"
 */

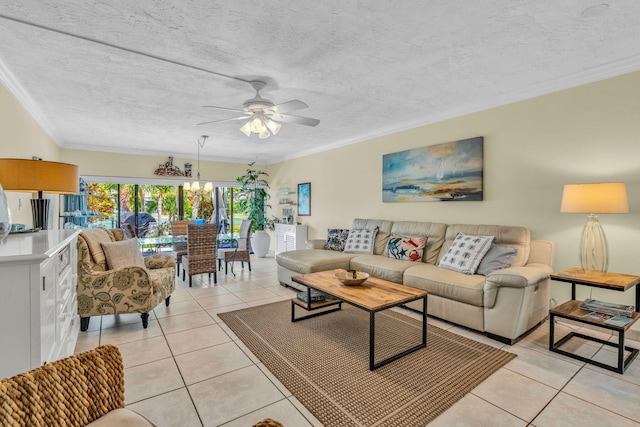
xmin=138 ymin=233 xmax=241 ymax=275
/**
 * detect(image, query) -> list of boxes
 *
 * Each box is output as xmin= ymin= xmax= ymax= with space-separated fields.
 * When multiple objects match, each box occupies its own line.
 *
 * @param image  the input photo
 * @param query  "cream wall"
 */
xmin=269 ymin=71 xmax=640 ymax=307
xmin=0 ymin=84 xmax=61 ymax=226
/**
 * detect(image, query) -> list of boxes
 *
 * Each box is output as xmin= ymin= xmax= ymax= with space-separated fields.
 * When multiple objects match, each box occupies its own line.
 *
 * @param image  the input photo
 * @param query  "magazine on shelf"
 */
xmin=579 ymin=298 xmax=634 ymax=318
xmin=605 ymin=315 xmax=634 ymax=327
xmin=583 ymin=311 xmax=613 ymax=322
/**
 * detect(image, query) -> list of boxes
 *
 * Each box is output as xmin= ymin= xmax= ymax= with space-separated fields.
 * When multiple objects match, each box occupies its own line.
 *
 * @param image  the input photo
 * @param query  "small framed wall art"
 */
xmin=298 ymin=182 xmax=311 ymax=216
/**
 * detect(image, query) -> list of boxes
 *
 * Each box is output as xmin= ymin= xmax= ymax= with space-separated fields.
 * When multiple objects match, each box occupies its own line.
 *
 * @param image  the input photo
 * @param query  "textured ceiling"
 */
xmin=1 ymin=1 xmax=640 ymax=164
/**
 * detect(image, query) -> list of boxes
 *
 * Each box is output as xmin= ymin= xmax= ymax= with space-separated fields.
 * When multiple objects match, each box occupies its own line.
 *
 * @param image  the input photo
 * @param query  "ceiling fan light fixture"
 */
xmin=266 ymin=119 xmax=281 ymax=135
xmin=258 ymin=128 xmax=270 ymax=139
xmin=204 ymin=182 xmax=213 ymax=192
xmin=250 ymin=116 xmax=265 ymax=133
xmin=239 ymin=121 xmax=252 ymax=137
xmin=183 ymin=182 xmax=191 ymax=191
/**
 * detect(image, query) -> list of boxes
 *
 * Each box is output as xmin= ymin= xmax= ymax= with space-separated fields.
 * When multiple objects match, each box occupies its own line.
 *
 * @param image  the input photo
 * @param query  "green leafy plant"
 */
xmin=236 ymin=162 xmax=272 ymax=231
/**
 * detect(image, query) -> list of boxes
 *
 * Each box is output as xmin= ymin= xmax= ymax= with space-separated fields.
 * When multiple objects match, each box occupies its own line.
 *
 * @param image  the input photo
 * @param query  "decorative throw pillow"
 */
xmin=323 ymin=228 xmax=350 ymax=251
xmin=438 ymin=232 xmax=494 ymax=274
xmin=100 ymin=238 xmax=145 ymax=270
xmin=343 ymin=228 xmax=378 ymax=254
xmin=385 ymin=233 xmax=428 ymax=262
xmin=477 ymin=244 xmax=518 ymax=276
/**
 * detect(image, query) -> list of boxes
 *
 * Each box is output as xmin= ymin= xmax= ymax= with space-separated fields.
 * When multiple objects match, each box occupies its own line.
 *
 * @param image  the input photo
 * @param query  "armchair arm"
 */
xmin=483 ymin=263 xmax=553 ymax=308
xmin=144 ymin=254 xmax=176 ymax=270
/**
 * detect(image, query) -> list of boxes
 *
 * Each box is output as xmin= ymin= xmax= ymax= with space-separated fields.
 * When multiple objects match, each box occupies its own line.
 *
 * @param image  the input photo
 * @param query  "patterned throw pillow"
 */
xmin=100 ymin=238 xmax=145 ymax=270
xmin=385 ymin=233 xmax=428 ymax=262
xmin=323 ymin=228 xmax=350 ymax=251
xmin=343 ymin=228 xmax=378 ymax=254
xmin=438 ymin=232 xmax=494 ymax=274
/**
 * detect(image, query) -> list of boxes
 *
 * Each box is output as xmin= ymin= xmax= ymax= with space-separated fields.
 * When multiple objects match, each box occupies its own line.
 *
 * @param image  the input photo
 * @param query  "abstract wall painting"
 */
xmin=382 ymin=136 xmax=483 ymax=202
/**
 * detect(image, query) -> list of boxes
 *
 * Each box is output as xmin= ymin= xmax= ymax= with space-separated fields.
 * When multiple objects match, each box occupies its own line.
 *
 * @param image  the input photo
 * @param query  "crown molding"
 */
xmin=0 ymin=57 xmax=62 ymax=145
xmin=271 ymin=54 xmax=640 ymax=164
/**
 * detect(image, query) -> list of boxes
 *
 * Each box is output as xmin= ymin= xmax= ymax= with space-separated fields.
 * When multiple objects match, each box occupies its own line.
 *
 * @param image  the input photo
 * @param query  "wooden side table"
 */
xmin=549 ymin=300 xmax=639 ymax=374
xmin=550 ymin=268 xmax=640 ymax=311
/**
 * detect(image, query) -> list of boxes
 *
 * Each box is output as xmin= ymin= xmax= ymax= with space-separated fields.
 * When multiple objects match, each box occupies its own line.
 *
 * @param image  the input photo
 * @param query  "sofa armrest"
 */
xmin=306 ymin=239 xmax=326 ymax=249
xmin=483 ymin=263 xmax=553 ymax=308
xmin=144 ymin=254 xmax=176 ymax=270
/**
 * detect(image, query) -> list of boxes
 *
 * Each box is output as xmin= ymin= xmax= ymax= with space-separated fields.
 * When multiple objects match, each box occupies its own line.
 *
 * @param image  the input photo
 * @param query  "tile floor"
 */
xmin=74 ymin=255 xmax=640 ymax=426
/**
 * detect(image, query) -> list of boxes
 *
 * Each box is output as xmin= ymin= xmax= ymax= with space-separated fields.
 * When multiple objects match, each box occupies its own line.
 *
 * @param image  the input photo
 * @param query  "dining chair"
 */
xmin=171 ymin=220 xmax=193 ymax=276
xmin=217 ymin=219 xmax=253 ymax=275
xmin=182 ymin=223 xmax=218 ymax=286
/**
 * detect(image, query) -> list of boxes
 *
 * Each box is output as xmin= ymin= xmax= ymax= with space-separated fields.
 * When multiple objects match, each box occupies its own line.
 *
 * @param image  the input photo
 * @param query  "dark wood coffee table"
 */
xmin=291 ymin=269 xmax=427 ymax=370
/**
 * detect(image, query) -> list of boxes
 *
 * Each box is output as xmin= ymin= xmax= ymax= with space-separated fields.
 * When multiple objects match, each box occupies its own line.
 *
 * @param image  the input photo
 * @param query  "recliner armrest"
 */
xmin=483 ymin=263 xmax=553 ymax=308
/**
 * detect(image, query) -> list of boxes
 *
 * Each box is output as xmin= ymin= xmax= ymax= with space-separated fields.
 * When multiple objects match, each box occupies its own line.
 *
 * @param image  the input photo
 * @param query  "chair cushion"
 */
xmin=350 ymin=254 xmax=417 ymax=283
xmin=87 ymin=408 xmax=156 ymax=426
xmin=404 ymin=263 xmax=486 ymax=307
xmin=81 ymin=228 xmax=116 ymax=270
xmin=101 ymin=238 xmax=145 ymax=270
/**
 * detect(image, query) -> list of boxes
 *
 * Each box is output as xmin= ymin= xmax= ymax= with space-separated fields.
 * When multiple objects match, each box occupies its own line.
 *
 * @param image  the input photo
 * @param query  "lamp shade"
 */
xmin=560 ymin=183 xmax=629 ymax=214
xmin=0 ymin=158 xmax=79 ymax=194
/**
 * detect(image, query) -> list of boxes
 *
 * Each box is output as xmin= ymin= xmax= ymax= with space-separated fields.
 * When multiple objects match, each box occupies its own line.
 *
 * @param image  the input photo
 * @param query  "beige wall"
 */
xmin=0 ymin=84 xmax=61 ymax=226
xmin=269 ymin=71 xmax=640 ymax=307
xmin=61 ymin=149 xmax=253 ymax=184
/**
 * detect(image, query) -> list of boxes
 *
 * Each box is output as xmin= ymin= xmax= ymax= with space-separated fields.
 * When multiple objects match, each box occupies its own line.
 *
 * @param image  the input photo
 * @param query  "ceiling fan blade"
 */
xmin=197 ymin=115 xmax=250 ymax=126
xmin=273 ymin=113 xmax=320 ymax=127
xmin=202 ymin=105 xmax=245 ymax=113
xmin=272 ymin=100 xmax=308 ymax=114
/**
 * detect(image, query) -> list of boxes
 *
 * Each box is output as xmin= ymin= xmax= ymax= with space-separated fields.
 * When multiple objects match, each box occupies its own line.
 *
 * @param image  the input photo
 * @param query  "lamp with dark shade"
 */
xmin=0 ymin=158 xmax=79 ymax=230
xmin=560 ymin=182 xmax=629 ymax=273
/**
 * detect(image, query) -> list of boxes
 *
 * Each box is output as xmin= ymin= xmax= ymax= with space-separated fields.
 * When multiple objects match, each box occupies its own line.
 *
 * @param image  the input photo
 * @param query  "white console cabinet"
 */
xmin=0 ymin=229 xmax=80 ymax=379
xmin=274 ymin=224 xmax=308 ymax=254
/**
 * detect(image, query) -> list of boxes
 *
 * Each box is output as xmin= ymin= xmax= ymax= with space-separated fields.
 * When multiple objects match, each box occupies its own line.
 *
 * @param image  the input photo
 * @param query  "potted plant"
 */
xmin=236 ymin=162 xmax=273 ymax=257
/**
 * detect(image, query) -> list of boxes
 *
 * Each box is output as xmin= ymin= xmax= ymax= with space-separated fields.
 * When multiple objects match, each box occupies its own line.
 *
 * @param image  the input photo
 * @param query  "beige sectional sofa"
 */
xmin=276 ymin=218 xmax=555 ymax=343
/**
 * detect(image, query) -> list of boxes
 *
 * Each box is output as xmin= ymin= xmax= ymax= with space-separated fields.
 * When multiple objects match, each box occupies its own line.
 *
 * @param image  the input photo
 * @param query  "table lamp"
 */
xmin=0 ymin=158 xmax=79 ymax=230
xmin=560 ymin=182 xmax=629 ymax=273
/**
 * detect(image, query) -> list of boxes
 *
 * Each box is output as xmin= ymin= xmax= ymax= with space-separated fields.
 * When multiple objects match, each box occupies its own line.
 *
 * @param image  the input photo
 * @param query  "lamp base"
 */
xmin=580 ymin=214 xmax=608 ymax=273
xmin=31 ymin=198 xmax=50 ymax=230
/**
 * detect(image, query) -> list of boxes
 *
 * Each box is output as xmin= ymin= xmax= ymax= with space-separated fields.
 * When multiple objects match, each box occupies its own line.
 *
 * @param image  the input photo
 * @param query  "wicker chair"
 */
xmin=217 ymin=219 xmax=254 ymax=275
xmin=182 ymin=223 xmax=218 ymax=286
xmin=0 ymin=345 xmax=155 ymax=426
xmin=170 ymin=220 xmax=193 ymax=276
xmin=77 ymin=228 xmax=175 ymax=331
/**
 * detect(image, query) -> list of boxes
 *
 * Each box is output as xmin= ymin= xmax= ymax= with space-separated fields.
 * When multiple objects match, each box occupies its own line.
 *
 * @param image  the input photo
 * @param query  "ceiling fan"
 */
xmin=197 ymin=80 xmax=320 ymax=139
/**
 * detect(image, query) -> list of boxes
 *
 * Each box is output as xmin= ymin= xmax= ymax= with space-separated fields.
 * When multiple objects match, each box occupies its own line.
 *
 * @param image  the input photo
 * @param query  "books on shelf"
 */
xmin=583 ymin=311 xmax=634 ymax=326
xmin=580 ymin=298 xmax=634 ymax=318
xmin=297 ymin=289 xmax=329 ymax=303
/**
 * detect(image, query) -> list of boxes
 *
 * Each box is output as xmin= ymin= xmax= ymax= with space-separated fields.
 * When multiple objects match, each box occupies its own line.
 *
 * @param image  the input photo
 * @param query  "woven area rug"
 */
xmin=220 ymin=301 xmax=516 ymax=427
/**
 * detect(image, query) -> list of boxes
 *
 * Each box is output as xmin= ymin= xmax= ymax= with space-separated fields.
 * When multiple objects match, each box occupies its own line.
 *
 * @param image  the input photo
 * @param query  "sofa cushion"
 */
xmin=477 ymin=244 xmax=518 ymax=276
xmin=384 ymin=233 xmax=427 ymax=262
xmin=403 ymin=263 xmax=486 ymax=307
xmin=438 ymin=233 xmax=494 ymax=274
xmin=350 ymin=255 xmax=417 ymax=284
xmin=351 ymin=218 xmax=393 ymax=255
xmin=276 ymin=249 xmax=357 ymax=274
xmin=344 ymin=228 xmax=378 ymax=254
xmin=101 ymin=238 xmax=145 ymax=270
xmin=323 ymin=228 xmax=350 ymax=251
xmin=438 ymin=224 xmax=531 ymax=267
xmin=390 ymin=221 xmax=447 ymax=264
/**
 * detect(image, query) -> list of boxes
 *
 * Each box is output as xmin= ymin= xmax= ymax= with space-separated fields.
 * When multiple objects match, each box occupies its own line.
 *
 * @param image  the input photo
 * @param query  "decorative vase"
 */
xmin=0 ymin=184 xmax=12 ymax=241
xmin=251 ymin=230 xmax=270 ymax=258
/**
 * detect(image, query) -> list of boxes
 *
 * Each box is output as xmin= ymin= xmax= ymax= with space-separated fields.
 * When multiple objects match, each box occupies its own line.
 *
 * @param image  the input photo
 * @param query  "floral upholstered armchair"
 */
xmin=77 ymin=228 xmax=175 ymax=331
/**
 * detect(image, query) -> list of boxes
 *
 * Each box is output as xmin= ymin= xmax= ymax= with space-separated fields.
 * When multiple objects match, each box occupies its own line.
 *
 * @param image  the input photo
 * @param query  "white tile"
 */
xmin=100 ymin=319 xmax=163 ymax=346
xmin=471 ymin=368 xmax=558 ymax=422
xmin=505 ymin=344 xmax=581 ymax=389
xmin=174 ymin=342 xmax=253 ymax=385
xmin=197 ymin=293 xmax=244 ymax=310
xmin=532 ymin=391 xmax=640 ymax=427
xmin=124 ymin=358 xmax=184 ymax=405
xmin=117 ymin=335 xmax=173 ymax=368
xmin=563 ymin=368 xmax=640 ymax=422
xmin=430 ymin=393 xmax=527 ymax=427
xmin=219 ymin=398 xmax=312 ymax=427
xmin=157 ymin=310 xmax=215 ymax=334
xmin=165 ymin=324 xmax=232 ymax=355
xmin=126 ymin=388 xmax=202 ymax=427
xmin=188 ymin=365 xmax=284 ymax=427
xmin=153 ymin=299 xmax=205 ymax=318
